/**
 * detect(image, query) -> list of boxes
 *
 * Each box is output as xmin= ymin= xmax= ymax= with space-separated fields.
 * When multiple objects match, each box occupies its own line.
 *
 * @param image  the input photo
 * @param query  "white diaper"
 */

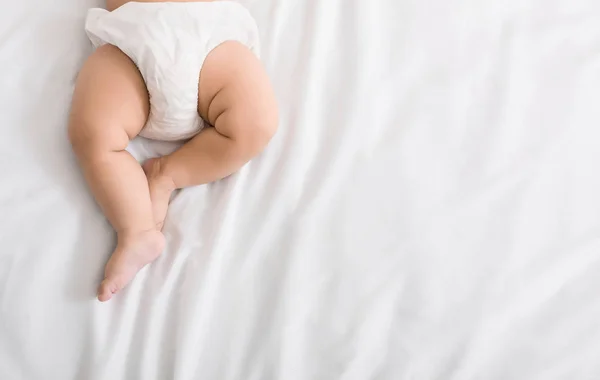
xmin=85 ymin=1 xmax=260 ymax=141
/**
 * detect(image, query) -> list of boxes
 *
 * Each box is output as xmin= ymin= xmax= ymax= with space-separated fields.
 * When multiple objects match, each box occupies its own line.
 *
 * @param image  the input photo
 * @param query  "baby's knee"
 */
xmin=68 ymin=117 xmax=130 ymax=155
xmin=227 ymin=105 xmax=278 ymax=155
xmin=247 ymin=108 xmax=278 ymax=147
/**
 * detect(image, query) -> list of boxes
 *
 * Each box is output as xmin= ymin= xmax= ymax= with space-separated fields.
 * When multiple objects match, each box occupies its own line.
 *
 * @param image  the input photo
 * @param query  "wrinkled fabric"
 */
xmin=2 ymin=0 xmax=600 ymax=379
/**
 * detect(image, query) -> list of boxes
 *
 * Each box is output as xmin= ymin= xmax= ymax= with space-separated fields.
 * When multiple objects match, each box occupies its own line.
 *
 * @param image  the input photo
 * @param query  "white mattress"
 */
xmin=2 ymin=0 xmax=600 ymax=379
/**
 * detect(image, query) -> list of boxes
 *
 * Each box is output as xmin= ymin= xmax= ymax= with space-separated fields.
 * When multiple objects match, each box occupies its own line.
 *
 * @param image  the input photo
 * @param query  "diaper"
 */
xmin=85 ymin=1 xmax=260 ymax=141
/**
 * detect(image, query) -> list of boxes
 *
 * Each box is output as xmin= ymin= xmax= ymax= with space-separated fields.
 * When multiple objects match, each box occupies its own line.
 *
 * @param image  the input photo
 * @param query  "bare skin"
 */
xmin=69 ymin=0 xmax=278 ymax=302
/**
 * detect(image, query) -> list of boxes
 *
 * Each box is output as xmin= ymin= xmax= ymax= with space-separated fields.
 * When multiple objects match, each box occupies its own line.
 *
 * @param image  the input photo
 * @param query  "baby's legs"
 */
xmin=69 ymin=45 xmax=164 ymax=302
xmin=144 ymin=41 xmax=278 ymax=227
xmin=69 ymin=41 xmax=276 ymax=301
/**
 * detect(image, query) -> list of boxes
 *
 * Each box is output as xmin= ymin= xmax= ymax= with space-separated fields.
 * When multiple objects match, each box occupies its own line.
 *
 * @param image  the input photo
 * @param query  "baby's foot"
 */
xmin=97 ymin=229 xmax=165 ymax=302
xmin=143 ymin=157 xmax=176 ymax=230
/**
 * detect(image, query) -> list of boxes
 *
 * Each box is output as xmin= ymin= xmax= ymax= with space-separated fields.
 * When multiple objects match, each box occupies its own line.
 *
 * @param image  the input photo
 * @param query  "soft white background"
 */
xmin=2 ymin=0 xmax=600 ymax=379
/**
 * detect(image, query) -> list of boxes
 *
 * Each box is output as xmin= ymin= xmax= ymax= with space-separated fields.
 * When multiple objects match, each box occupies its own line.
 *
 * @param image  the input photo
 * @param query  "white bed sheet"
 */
xmin=2 ymin=0 xmax=600 ymax=379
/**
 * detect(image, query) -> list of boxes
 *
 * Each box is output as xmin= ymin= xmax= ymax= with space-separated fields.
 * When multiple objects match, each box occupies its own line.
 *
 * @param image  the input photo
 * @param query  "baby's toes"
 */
xmin=97 ymin=277 xmax=123 ymax=302
xmin=97 ymin=280 xmax=114 ymax=302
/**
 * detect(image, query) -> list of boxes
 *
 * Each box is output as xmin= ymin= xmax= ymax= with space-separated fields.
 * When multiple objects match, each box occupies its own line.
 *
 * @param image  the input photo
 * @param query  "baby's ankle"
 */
xmin=144 ymin=157 xmax=177 ymax=191
xmin=115 ymin=227 xmax=160 ymax=242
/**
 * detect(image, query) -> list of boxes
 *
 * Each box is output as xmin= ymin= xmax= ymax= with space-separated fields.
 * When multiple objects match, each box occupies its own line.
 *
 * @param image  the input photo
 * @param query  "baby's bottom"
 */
xmin=69 ymin=42 xmax=278 ymax=302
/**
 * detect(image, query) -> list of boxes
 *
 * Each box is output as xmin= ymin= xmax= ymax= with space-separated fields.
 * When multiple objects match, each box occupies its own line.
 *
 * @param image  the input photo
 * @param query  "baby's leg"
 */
xmin=144 ymin=41 xmax=278 ymax=226
xmin=69 ymin=45 xmax=164 ymax=302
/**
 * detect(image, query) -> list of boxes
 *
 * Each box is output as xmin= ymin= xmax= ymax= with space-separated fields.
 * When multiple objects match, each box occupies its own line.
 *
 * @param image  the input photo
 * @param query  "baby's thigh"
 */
xmin=197 ymin=41 xmax=278 ymax=138
xmin=70 ymin=45 xmax=150 ymax=149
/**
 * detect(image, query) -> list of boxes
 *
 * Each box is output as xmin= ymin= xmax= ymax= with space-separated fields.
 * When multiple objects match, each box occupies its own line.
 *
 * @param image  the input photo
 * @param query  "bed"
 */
xmin=2 ymin=0 xmax=600 ymax=379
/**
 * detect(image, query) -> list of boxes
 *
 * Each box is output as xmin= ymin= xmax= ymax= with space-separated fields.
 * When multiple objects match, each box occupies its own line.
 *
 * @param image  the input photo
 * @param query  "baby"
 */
xmin=69 ymin=0 xmax=278 ymax=302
